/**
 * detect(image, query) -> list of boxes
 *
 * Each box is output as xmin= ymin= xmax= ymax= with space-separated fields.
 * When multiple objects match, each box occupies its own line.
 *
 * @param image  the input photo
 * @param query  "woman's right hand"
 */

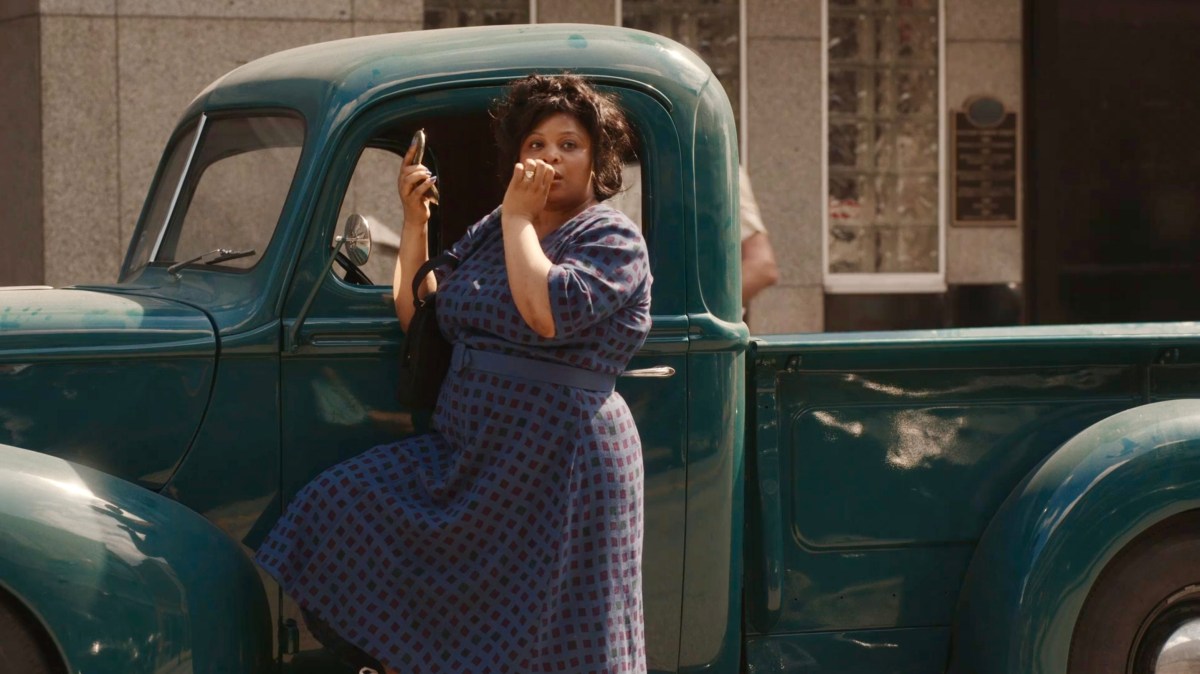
xmin=397 ymin=142 xmax=437 ymax=230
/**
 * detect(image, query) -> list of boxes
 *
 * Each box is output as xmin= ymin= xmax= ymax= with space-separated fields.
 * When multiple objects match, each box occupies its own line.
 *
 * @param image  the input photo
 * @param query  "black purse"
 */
xmin=397 ymin=252 xmax=459 ymax=411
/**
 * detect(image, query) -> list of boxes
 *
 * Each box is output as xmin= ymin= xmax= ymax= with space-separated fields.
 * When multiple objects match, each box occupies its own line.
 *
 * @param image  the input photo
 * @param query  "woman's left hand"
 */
xmin=501 ymin=159 xmax=555 ymax=224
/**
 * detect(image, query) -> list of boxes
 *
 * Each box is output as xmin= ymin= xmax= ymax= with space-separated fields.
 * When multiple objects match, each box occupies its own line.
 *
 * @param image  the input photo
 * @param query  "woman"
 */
xmin=256 ymin=73 xmax=652 ymax=674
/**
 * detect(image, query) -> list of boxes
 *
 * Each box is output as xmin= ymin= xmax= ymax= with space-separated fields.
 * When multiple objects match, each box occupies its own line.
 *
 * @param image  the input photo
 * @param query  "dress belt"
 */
xmin=450 ymin=342 xmax=616 ymax=393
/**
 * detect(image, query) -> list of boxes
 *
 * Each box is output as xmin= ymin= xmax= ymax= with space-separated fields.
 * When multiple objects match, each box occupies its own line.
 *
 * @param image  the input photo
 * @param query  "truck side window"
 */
xmin=328 ymin=112 xmax=502 ymax=287
xmin=606 ymin=162 xmax=644 ymax=230
xmin=329 ymin=111 xmax=646 ymax=288
xmin=333 ymin=146 xmax=408 ymax=285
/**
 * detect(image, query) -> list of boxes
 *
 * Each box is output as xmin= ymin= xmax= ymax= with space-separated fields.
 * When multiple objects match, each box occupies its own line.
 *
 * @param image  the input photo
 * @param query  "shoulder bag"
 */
xmin=397 ymin=251 xmax=459 ymax=411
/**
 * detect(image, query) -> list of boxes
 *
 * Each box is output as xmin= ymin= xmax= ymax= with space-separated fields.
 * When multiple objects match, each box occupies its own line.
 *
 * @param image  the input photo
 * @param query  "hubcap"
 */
xmin=1131 ymin=585 xmax=1200 ymax=673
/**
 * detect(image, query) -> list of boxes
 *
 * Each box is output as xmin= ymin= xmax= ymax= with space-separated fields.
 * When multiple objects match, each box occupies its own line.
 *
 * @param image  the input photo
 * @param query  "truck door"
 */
xmin=277 ymin=84 xmax=689 ymax=672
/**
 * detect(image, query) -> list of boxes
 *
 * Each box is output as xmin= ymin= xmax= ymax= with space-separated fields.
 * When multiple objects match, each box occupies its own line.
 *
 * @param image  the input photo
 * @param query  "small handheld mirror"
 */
xmin=411 ymin=128 xmax=441 ymax=205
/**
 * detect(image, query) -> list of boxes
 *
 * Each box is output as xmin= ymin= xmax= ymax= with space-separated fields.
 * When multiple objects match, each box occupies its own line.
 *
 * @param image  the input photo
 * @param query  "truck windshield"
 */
xmin=125 ymin=113 xmax=305 ymax=276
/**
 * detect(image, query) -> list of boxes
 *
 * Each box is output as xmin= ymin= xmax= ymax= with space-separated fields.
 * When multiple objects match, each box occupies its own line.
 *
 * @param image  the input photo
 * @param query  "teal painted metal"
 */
xmin=687 ymin=76 xmax=741 ymax=324
xmin=744 ymin=342 xmax=784 ymax=634
xmin=951 ymin=399 xmax=1200 ymax=674
xmin=7 ymin=19 xmax=1200 ymax=674
xmin=0 ymin=288 xmax=215 ymax=488
xmin=746 ymin=328 xmax=1200 ymax=671
xmin=120 ymin=25 xmax=722 ymax=338
xmin=0 ymin=23 xmax=747 ymax=673
xmin=0 ymin=443 xmax=271 ymax=673
xmin=161 ymin=321 xmax=282 ymax=549
xmin=679 ymin=351 xmax=746 ymax=673
xmin=233 ymin=27 xmax=740 ymax=671
xmin=0 ymin=288 xmax=213 ymax=354
xmin=744 ymin=627 xmax=950 ymax=674
xmin=34 ymin=21 xmax=1200 ymax=674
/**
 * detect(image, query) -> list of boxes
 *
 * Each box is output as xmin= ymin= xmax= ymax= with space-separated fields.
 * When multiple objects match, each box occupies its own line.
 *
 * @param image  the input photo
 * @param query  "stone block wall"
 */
xmin=0 ymin=0 xmax=421 ymax=288
xmin=945 ymin=0 xmax=1023 ymax=286
xmin=0 ymin=3 xmax=45 ymax=286
xmin=744 ymin=0 xmax=825 ymax=333
xmin=1 ymin=0 xmax=1024 ymax=335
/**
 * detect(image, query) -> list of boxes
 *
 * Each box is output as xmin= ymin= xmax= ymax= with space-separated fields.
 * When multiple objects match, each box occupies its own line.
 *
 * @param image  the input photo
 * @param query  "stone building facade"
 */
xmin=1 ymin=0 xmax=1023 ymax=333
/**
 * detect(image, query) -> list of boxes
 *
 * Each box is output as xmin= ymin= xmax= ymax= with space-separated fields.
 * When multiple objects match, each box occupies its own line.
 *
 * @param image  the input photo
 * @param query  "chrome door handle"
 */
xmin=621 ymin=366 xmax=676 ymax=378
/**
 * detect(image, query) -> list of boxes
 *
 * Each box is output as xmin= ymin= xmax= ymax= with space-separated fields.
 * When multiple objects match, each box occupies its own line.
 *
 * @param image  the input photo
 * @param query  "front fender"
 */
xmin=0 ymin=442 xmax=271 ymax=674
xmin=951 ymin=399 xmax=1200 ymax=674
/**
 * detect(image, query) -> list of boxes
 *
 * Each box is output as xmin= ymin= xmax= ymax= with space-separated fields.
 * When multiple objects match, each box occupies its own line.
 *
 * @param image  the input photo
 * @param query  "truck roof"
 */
xmin=187 ymin=23 xmax=715 ymax=124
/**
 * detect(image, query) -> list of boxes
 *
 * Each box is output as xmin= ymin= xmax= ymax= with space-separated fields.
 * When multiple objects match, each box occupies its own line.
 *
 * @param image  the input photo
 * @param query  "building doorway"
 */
xmin=1029 ymin=0 xmax=1200 ymax=324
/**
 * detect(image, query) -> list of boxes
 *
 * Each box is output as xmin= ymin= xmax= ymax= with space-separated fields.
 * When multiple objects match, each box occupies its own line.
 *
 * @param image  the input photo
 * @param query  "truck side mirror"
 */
xmin=337 ymin=213 xmax=372 ymax=267
xmin=286 ymin=213 xmax=373 ymax=352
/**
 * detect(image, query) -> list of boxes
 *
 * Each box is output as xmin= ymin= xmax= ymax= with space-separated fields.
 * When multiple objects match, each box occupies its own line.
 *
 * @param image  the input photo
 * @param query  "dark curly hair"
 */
xmin=491 ymin=73 xmax=634 ymax=201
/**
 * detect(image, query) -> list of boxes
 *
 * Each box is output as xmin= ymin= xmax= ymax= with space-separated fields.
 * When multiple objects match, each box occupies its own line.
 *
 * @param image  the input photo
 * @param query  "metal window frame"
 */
xmin=822 ymin=0 xmax=947 ymax=294
xmin=614 ymin=0 xmax=747 ymax=153
xmin=150 ymin=113 xmax=207 ymax=261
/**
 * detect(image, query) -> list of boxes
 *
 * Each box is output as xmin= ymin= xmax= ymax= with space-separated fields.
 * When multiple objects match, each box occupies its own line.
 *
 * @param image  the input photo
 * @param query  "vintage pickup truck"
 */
xmin=3 ymin=23 xmax=1200 ymax=674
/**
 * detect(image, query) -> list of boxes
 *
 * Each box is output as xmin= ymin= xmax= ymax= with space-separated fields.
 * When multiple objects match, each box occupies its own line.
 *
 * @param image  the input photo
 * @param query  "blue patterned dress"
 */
xmin=257 ymin=203 xmax=652 ymax=673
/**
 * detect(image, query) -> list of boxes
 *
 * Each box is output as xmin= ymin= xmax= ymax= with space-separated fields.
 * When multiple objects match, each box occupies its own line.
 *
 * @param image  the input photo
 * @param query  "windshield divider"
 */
xmin=151 ymin=113 xmax=208 ymax=262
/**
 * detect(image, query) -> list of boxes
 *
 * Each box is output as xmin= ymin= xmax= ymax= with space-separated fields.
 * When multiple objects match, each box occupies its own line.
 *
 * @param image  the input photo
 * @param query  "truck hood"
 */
xmin=0 ymin=287 xmax=216 ymax=489
xmin=0 ymin=287 xmax=214 ymax=352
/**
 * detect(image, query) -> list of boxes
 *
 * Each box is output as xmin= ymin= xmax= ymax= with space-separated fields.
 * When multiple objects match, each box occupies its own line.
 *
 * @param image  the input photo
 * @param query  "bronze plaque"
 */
xmin=953 ymin=97 xmax=1019 ymax=226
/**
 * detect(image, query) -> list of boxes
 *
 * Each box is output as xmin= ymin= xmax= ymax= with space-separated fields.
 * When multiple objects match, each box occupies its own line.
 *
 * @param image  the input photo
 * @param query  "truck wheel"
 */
xmin=0 ymin=591 xmax=63 ymax=674
xmin=1069 ymin=511 xmax=1200 ymax=673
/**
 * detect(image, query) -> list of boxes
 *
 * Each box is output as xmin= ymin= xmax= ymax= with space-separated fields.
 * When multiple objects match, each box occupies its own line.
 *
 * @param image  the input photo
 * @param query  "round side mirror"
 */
xmin=337 ymin=213 xmax=372 ymax=267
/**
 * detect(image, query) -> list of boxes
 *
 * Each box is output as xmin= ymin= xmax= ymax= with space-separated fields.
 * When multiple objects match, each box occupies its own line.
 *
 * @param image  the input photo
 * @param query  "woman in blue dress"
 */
xmin=256 ymin=74 xmax=652 ymax=674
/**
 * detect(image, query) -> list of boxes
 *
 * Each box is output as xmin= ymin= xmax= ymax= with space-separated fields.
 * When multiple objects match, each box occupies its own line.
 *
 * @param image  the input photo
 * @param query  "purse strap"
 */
xmin=411 ymin=252 xmax=458 ymax=308
xmin=412 ymin=212 xmax=501 ymax=307
xmin=412 ymin=214 xmax=501 ymax=307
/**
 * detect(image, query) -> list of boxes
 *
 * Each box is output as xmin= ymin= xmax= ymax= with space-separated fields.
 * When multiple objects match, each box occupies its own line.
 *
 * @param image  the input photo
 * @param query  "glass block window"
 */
xmin=424 ymin=0 xmax=530 ymax=29
xmin=826 ymin=0 xmax=942 ymax=280
xmin=622 ymin=0 xmax=741 ymax=130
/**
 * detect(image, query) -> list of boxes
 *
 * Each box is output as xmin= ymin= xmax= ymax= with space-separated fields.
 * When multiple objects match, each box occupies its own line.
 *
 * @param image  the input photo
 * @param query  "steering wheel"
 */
xmin=335 ymin=250 xmax=373 ymax=286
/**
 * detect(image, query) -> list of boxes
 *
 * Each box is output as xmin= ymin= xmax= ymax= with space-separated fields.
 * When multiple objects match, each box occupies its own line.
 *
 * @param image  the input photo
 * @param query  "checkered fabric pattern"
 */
xmin=257 ymin=204 xmax=652 ymax=673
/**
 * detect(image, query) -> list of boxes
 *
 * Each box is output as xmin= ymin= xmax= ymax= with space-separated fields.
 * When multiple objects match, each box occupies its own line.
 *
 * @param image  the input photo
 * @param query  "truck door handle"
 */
xmin=621 ymin=366 xmax=676 ymax=378
xmin=308 ymin=333 xmax=393 ymax=348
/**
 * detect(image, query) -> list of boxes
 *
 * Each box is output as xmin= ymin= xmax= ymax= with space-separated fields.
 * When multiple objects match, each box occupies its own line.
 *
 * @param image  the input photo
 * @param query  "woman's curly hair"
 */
xmin=492 ymin=73 xmax=634 ymax=201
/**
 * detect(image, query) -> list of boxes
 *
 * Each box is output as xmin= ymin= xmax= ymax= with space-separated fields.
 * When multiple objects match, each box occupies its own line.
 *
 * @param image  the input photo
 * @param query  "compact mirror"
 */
xmin=337 ymin=213 xmax=372 ymax=267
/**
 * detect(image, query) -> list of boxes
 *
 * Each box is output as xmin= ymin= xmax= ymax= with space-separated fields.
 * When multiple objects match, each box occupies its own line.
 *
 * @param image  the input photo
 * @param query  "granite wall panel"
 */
xmin=353 ymin=20 xmax=420 ymax=37
xmin=746 ymin=37 xmax=823 ymax=287
xmin=0 ymin=0 xmax=38 ymax=22
xmin=39 ymin=0 xmax=114 ymax=16
xmin=946 ymin=40 xmax=1023 ymax=284
xmin=747 ymin=0 xmax=818 ymax=39
xmin=947 ymin=0 xmax=1021 ymax=41
xmin=749 ymin=284 xmax=824 ymax=334
xmin=40 ymin=15 xmax=119 ymax=286
xmin=116 ymin=17 xmax=349 ymax=247
xmin=0 ymin=16 xmax=44 ymax=285
xmin=353 ymin=0 xmax=421 ymax=22
xmin=117 ymin=0 xmax=349 ymax=20
xmin=539 ymin=0 xmax=613 ymax=24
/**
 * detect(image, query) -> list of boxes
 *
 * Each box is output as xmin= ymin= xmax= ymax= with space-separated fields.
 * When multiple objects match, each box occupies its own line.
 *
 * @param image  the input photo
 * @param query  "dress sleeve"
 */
xmin=547 ymin=211 xmax=651 ymax=338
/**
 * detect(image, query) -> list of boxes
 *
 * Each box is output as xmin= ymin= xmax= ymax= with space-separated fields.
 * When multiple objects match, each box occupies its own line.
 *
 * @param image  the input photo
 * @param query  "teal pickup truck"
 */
xmin=3 ymin=24 xmax=1200 ymax=674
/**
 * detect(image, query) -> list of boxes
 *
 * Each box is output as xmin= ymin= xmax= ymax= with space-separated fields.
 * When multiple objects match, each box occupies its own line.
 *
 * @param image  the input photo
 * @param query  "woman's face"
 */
xmin=520 ymin=112 xmax=595 ymax=211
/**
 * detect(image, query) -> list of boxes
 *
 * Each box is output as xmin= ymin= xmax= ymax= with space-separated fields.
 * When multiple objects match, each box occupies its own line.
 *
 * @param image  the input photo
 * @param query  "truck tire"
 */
xmin=1069 ymin=511 xmax=1200 ymax=673
xmin=0 ymin=591 xmax=64 ymax=674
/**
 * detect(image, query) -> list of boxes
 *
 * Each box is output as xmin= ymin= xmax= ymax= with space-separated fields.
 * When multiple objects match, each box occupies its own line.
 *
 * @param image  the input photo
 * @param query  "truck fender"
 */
xmin=0 ymin=442 xmax=272 ymax=674
xmin=949 ymin=399 xmax=1200 ymax=674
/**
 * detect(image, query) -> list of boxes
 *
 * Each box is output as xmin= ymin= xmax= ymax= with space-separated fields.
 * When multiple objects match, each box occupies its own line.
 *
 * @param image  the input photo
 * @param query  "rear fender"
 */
xmin=0 ymin=443 xmax=272 ymax=674
xmin=950 ymin=399 xmax=1200 ymax=674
